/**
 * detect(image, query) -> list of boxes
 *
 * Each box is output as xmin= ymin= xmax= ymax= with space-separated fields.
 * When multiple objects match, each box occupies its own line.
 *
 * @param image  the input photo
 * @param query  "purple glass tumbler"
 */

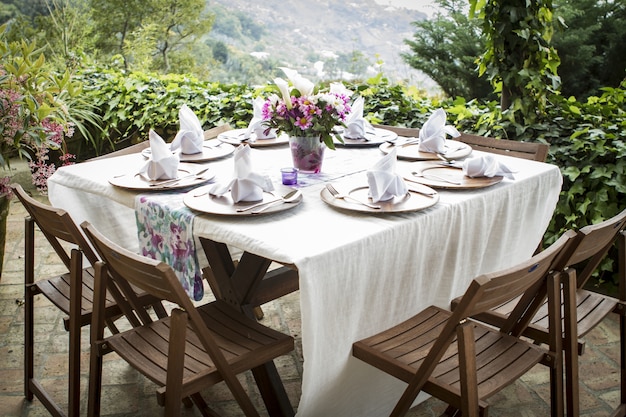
xmin=281 ymin=167 xmax=298 ymax=185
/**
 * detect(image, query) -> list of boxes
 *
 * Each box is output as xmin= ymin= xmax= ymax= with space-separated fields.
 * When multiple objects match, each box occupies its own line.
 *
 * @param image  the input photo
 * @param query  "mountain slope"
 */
xmin=207 ymin=0 xmax=431 ymax=86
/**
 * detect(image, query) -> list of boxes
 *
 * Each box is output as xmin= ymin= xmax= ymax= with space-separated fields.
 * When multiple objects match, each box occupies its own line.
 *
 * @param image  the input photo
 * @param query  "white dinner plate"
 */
xmin=141 ymin=139 xmax=235 ymax=162
xmin=403 ymin=161 xmax=503 ymax=190
xmin=379 ymin=140 xmax=472 ymax=161
xmin=217 ymin=129 xmax=290 ymax=147
xmin=184 ymin=186 xmax=303 ymax=216
xmin=334 ymin=127 xmax=398 ymax=147
xmin=109 ymin=163 xmax=215 ymax=191
xmin=320 ymin=184 xmax=439 ymax=213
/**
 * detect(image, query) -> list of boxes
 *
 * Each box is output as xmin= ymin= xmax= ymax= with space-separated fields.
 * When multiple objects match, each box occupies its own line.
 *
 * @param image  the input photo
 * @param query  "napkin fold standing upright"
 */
xmin=418 ymin=108 xmax=461 ymax=154
xmin=366 ymin=148 xmax=408 ymax=202
xmin=463 ymin=154 xmax=516 ymax=179
xmin=344 ymin=96 xmax=373 ymax=139
xmin=170 ymin=104 xmax=204 ymax=154
xmin=139 ymin=130 xmax=180 ymax=180
xmin=209 ymin=145 xmax=274 ymax=202
xmin=245 ymin=97 xmax=277 ymax=139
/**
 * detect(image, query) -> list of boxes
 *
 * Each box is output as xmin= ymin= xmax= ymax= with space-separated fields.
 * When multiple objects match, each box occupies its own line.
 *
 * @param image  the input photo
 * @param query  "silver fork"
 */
xmin=326 ymin=184 xmax=381 ymax=209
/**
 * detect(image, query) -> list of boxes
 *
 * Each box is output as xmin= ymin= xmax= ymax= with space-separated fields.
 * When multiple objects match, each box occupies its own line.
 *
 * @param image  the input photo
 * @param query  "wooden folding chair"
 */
xmin=11 ymin=184 xmax=166 ymax=417
xmin=81 ymin=221 xmax=295 ymax=417
xmin=469 ymin=208 xmax=626 ymax=417
xmin=373 ymin=124 xmax=550 ymax=162
xmin=352 ymin=231 xmax=575 ymax=417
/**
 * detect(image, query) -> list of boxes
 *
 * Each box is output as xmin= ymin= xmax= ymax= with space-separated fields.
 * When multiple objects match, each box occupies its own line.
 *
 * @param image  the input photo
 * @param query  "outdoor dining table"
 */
xmin=47 ymin=137 xmax=562 ymax=417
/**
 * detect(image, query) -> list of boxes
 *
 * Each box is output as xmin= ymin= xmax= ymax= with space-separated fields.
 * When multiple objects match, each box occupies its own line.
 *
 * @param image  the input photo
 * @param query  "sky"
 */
xmin=373 ymin=0 xmax=439 ymax=17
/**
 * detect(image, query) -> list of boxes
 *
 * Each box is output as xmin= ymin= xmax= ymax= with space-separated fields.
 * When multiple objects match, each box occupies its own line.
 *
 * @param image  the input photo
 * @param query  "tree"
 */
xmin=38 ymin=0 xmax=95 ymax=69
xmin=552 ymin=0 xmax=626 ymax=99
xmin=402 ymin=0 xmax=493 ymax=100
xmin=88 ymin=0 xmax=214 ymax=73
xmin=470 ymin=0 xmax=561 ymax=122
xmin=89 ymin=0 xmax=147 ymax=68
xmin=148 ymin=0 xmax=214 ymax=72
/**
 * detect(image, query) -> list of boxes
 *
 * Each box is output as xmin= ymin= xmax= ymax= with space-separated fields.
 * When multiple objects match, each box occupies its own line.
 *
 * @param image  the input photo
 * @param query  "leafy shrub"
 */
xmin=73 ymin=67 xmax=256 ymax=159
xmin=0 ymin=24 xmax=80 ymax=193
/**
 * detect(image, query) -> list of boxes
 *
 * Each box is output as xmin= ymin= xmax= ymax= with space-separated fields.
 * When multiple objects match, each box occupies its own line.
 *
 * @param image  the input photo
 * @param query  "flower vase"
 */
xmin=289 ymin=136 xmax=325 ymax=174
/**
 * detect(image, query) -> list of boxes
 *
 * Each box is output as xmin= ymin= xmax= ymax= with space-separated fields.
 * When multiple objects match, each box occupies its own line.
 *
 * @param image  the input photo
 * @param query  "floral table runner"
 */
xmin=135 ymin=193 xmax=203 ymax=301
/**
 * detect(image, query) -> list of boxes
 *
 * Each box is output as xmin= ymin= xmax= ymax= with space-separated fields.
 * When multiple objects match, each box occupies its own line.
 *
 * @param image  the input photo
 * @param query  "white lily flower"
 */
xmin=293 ymin=75 xmax=315 ymax=97
xmin=329 ymin=82 xmax=353 ymax=97
xmin=274 ymin=77 xmax=292 ymax=109
xmin=268 ymin=93 xmax=280 ymax=106
xmin=280 ymin=67 xmax=315 ymax=97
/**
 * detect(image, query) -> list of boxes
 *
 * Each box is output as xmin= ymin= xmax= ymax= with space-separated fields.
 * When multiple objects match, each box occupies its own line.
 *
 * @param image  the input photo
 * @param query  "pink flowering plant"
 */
xmin=261 ymin=67 xmax=352 ymax=150
xmin=0 ymin=24 xmax=75 ymax=194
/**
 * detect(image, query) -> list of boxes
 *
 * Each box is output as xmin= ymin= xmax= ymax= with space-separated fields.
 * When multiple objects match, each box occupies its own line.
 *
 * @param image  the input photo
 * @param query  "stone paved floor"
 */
xmin=0 ymin=170 xmax=623 ymax=416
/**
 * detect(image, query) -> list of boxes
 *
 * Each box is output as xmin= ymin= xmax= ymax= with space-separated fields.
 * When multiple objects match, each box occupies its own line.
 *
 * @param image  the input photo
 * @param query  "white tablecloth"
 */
xmin=48 ymin=144 xmax=562 ymax=416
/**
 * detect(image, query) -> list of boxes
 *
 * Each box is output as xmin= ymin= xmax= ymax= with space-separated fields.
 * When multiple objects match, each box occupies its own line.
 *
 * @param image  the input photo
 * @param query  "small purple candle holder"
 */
xmin=281 ymin=167 xmax=298 ymax=185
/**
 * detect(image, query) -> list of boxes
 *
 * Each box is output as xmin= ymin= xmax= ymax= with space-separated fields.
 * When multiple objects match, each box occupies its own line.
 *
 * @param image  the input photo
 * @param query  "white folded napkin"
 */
xmin=418 ymin=108 xmax=461 ymax=154
xmin=209 ymin=145 xmax=274 ymax=202
xmin=245 ymin=97 xmax=277 ymax=139
xmin=139 ymin=130 xmax=180 ymax=180
xmin=366 ymin=148 xmax=408 ymax=202
xmin=462 ymin=154 xmax=516 ymax=180
xmin=170 ymin=104 xmax=204 ymax=154
xmin=344 ymin=97 xmax=374 ymax=139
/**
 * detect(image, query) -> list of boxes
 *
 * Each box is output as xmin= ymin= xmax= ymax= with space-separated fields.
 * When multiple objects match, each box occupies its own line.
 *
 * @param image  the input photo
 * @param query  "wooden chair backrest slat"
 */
xmin=556 ymin=209 xmax=626 ymax=289
xmin=203 ymin=124 xmax=232 ymax=140
xmin=88 ymin=141 xmax=150 ymax=161
xmin=82 ymin=221 xmax=182 ymax=305
xmin=12 ymin=184 xmax=99 ymax=267
xmin=372 ymin=124 xmax=419 ymax=138
xmin=457 ymin=133 xmax=550 ymax=162
xmin=464 ymin=231 xmax=574 ymax=319
xmin=89 ymin=125 xmax=232 ymax=161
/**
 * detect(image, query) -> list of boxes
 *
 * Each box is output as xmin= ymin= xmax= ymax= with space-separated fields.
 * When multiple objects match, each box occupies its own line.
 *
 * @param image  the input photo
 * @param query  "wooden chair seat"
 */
xmin=35 ymin=268 xmax=121 ymax=330
xmin=471 ymin=288 xmax=619 ymax=357
xmin=354 ymin=306 xmax=546 ymax=407
xmin=105 ymin=300 xmax=293 ymax=405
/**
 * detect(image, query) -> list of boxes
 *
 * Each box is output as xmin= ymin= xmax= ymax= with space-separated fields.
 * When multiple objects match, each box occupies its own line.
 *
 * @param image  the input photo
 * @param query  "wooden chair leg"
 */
xmin=611 ymin=306 xmax=626 ymax=417
xmin=87 ymin=343 xmax=104 ymax=417
xmin=24 ymin=218 xmax=35 ymax=401
xmin=548 ymin=272 xmax=565 ymax=417
xmin=165 ymin=309 xmax=187 ymax=417
xmin=253 ymin=306 xmax=264 ymax=320
xmin=457 ymin=323 xmax=480 ymax=417
xmin=562 ymin=269 xmax=579 ymax=417
xmin=69 ymin=249 xmax=82 ymax=417
xmin=191 ymin=393 xmax=222 ymax=417
xmin=88 ymin=263 xmax=109 ymax=417
xmin=618 ymin=231 xmax=626 ymax=417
